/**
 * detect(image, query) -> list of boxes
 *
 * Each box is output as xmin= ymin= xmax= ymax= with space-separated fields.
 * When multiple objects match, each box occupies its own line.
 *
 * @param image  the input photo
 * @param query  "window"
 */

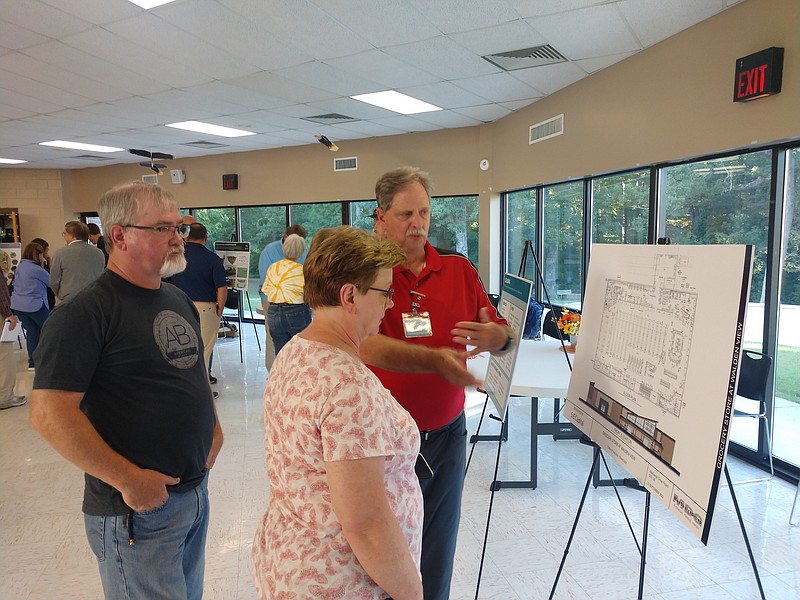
xmin=592 ymin=170 xmax=649 ymax=245
xmin=429 ymin=196 xmax=479 ymax=265
xmin=661 ymin=151 xmax=772 ymax=457
xmin=506 ymin=188 xmax=537 ymax=282
xmin=773 ymin=148 xmax=800 ymax=469
xmin=239 ymin=206 xmax=288 ymax=311
xmin=542 ymin=182 xmax=583 ymax=307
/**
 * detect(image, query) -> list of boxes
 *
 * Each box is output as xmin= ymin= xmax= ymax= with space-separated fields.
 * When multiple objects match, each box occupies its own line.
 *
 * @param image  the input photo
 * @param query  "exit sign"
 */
xmin=734 ymin=47 xmax=784 ymax=102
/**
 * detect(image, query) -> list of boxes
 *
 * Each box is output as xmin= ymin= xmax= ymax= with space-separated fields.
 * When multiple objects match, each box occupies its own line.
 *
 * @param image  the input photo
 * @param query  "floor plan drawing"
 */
xmin=592 ymin=254 xmax=698 ymax=418
xmin=565 ymin=244 xmax=753 ymax=543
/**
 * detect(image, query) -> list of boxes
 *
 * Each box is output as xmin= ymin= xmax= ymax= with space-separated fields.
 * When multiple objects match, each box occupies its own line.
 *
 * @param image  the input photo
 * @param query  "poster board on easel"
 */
xmin=483 ymin=273 xmax=532 ymax=418
xmin=564 ymin=244 xmax=753 ymax=544
xmin=214 ymin=242 xmax=250 ymax=290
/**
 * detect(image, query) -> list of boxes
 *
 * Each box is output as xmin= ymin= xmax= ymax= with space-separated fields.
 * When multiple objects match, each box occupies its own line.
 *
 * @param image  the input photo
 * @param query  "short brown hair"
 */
xmin=285 ymin=224 xmax=307 ymax=239
xmin=374 ymin=166 xmax=433 ymax=212
xmin=22 ymin=242 xmax=46 ymax=263
xmin=303 ymin=226 xmax=405 ymax=309
xmin=64 ymin=220 xmax=90 ymax=241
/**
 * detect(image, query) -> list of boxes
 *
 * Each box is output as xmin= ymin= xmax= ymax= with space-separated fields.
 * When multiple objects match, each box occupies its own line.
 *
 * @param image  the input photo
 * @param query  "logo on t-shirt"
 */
xmin=153 ymin=310 xmax=200 ymax=369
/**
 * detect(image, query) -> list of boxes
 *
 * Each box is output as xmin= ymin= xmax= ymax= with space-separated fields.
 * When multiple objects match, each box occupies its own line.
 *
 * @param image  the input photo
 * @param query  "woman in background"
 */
xmin=262 ymin=233 xmax=312 ymax=355
xmin=30 ymin=237 xmax=55 ymax=309
xmin=252 ymin=226 xmax=423 ymax=600
xmin=10 ymin=242 xmax=50 ymax=370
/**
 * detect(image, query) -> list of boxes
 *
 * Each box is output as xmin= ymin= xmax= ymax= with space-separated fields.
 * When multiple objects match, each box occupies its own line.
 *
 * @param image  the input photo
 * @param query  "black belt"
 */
xmin=419 ymin=411 xmax=464 ymax=441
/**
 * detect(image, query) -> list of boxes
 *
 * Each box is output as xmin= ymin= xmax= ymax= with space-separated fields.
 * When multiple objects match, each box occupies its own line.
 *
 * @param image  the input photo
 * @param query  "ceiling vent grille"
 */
xmin=74 ymin=154 xmax=113 ymax=161
xmin=303 ymin=113 xmax=358 ymax=125
xmin=334 ymin=156 xmax=357 ymax=172
xmin=181 ymin=140 xmax=229 ymax=149
xmin=529 ymin=114 xmax=564 ymax=145
xmin=483 ymin=44 xmax=567 ymax=71
xmin=141 ymin=174 xmax=159 ymax=184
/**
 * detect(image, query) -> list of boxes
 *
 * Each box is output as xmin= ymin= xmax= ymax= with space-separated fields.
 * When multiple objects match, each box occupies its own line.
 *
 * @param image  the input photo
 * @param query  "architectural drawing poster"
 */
xmin=483 ymin=273 xmax=532 ymax=417
xmin=564 ymin=244 xmax=752 ymax=543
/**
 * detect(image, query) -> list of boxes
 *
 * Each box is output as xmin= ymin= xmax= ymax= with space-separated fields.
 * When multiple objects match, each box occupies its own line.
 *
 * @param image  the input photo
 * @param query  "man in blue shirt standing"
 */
xmin=257 ymin=224 xmax=306 ymax=370
xmin=170 ymin=223 xmax=228 ymax=386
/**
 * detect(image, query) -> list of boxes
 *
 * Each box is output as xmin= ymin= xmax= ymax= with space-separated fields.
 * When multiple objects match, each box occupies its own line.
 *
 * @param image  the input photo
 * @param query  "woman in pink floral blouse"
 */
xmin=252 ymin=226 xmax=423 ymax=600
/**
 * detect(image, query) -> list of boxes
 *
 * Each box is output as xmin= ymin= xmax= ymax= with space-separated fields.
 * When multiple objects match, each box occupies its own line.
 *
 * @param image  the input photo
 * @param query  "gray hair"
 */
xmin=97 ymin=181 xmax=177 ymax=251
xmin=282 ymin=233 xmax=306 ymax=261
xmin=374 ymin=166 xmax=433 ymax=212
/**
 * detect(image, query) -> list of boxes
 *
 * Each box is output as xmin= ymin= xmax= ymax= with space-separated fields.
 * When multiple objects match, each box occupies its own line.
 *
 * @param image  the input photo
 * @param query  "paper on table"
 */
xmin=1 ymin=319 xmax=20 ymax=343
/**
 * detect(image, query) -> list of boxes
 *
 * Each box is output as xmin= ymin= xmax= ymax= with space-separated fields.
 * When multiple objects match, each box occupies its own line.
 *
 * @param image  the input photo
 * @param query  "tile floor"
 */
xmin=2 ymin=327 xmax=799 ymax=600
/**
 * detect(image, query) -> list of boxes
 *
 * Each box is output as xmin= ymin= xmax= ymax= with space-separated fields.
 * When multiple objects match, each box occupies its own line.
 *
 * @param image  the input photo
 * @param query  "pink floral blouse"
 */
xmin=252 ymin=336 xmax=423 ymax=599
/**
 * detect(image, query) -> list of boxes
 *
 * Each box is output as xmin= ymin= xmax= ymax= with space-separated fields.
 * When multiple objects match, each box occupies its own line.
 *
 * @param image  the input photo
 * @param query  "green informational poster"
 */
xmin=565 ymin=244 xmax=753 ymax=544
xmin=214 ymin=242 xmax=250 ymax=291
xmin=483 ymin=273 xmax=532 ymax=418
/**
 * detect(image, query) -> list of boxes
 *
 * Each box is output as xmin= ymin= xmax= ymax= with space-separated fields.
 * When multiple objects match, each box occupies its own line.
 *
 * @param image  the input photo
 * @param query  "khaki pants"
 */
xmin=0 ymin=342 xmax=17 ymax=401
xmin=261 ymin=298 xmax=276 ymax=370
xmin=193 ymin=302 xmax=220 ymax=378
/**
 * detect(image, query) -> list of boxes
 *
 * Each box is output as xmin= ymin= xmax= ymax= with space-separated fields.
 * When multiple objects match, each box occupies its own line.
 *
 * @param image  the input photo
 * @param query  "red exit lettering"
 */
xmin=737 ymin=64 xmax=768 ymax=99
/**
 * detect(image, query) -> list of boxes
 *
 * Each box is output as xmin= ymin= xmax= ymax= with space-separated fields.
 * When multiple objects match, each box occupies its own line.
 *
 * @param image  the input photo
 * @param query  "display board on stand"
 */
xmin=483 ymin=273 xmax=532 ymax=418
xmin=214 ymin=241 xmax=250 ymax=290
xmin=564 ymin=244 xmax=753 ymax=543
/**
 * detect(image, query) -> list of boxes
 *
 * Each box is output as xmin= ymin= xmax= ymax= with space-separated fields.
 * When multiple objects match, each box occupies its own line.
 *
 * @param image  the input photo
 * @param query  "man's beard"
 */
xmin=160 ymin=250 xmax=187 ymax=278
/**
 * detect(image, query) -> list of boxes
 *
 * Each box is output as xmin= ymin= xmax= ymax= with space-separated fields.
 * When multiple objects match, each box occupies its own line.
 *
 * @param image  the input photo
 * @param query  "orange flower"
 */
xmin=556 ymin=309 xmax=581 ymax=335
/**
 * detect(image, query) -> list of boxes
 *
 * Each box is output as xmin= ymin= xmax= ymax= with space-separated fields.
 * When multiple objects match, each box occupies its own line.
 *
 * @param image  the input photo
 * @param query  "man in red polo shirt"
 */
xmin=361 ymin=166 xmax=514 ymax=600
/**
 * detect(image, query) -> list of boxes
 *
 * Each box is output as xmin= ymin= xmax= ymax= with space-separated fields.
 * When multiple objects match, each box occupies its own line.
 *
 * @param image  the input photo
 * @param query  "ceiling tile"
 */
xmin=509 ymin=61 xmax=587 ymax=95
xmin=453 ymin=103 xmax=514 ymax=123
xmin=405 ymin=0 xmax=520 ymax=34
xmin=452 ymin=72 xmax=542 ymax=103
xmin=0 ymin=20 xmax=49 ymax=50
xmin=448 ymin=19 xmax=547 ymax=56
xmin=105 ymin=13 xmax=261 ymax=80
xmin=155 ymin=0 xmax=313 ymax=70
xmin=400 ymin=80 xmax=501 ymax=109
xmin=526 ymin=5 xmax=642 ymax=60
xmin=224 ymin=72 xmax=338 ymax=105
xmin=310 ymin=0 xmax=441 ymax=46
xmin=2 ymin=0 xmax=93 ymax=38
xmin=325 ymin=50 xmax=441 ymax=89
xmin=384 ymin=36 xmax=501 ymax=80
xmin=275 ymin=61 xmax=383 ymax=97
xmin=618 ymin=0 xmax=727 ymax=48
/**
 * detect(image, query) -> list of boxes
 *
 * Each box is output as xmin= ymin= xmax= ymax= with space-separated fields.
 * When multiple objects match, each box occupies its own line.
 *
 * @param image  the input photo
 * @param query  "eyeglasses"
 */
xmin=368 ymin=286 xmax=395 ymax=302
xmin=122 ymin=223 xmax=191 ymax=238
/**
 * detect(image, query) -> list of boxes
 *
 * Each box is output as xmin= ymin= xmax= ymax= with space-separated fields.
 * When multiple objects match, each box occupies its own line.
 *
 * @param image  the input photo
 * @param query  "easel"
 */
xmin=229 ymin=287 xmax=261 ymax=363
xmin=470 ymin=240 xmax=578 ymax=599
xmin=550 ymin=442 xmax=767 ymax=599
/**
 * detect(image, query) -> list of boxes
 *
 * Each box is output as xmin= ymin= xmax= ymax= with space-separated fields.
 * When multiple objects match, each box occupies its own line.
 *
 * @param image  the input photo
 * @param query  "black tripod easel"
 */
xmin=228 ymin=288 xmax=262 ymax=363
xmin=551 ymin=443 xmax=767 ymax=600
xmin=468 ymin=239 xmax=577 ymax=600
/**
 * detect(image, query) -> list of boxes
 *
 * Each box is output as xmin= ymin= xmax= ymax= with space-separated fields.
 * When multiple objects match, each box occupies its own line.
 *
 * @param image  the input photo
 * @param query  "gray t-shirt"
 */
xmin=34 ymin=270 xmax=216 ymax=516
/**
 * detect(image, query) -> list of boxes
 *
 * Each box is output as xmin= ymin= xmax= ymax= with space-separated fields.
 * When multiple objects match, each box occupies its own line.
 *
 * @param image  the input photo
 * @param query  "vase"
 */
xmin=569 ymin=334 xmax=579 ymax=349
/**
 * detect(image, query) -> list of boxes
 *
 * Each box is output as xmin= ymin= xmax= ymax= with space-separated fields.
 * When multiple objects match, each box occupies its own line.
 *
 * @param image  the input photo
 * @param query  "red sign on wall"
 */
xmin=734 ymin=47 xmax=784 ymax=102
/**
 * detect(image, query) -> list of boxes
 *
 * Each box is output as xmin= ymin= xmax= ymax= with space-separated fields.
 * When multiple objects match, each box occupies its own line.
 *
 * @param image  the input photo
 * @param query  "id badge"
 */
xmin=402 ymin=311 xmax=433 ymax=338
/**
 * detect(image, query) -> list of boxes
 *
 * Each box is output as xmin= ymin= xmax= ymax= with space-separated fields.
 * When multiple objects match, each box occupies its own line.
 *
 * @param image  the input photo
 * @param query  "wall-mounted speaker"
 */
xmin=170 ymin=169 xmax=185 ymax=184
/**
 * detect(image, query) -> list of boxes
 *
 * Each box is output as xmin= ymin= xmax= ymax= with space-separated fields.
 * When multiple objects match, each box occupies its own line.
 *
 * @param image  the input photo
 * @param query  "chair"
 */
xmin=791 ymin=482 xmax=799 ymax=526
xmin=733 ymin=349 xmax=774 ymax=476
xmin=541 ymin=305 xmax=580 ymax=341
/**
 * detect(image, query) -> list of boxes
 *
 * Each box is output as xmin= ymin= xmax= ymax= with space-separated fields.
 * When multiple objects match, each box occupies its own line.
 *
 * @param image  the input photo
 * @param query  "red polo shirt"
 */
xmin=370 ymin=243 xmax=506 ymax=431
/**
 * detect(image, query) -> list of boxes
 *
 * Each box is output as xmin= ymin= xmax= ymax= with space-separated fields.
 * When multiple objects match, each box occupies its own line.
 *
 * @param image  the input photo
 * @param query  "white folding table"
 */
xmin=467 ymin=339 xmax=580 ymax=489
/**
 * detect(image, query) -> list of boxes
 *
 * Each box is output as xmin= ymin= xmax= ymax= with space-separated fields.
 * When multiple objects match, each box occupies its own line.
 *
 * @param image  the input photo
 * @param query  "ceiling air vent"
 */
xmin=483 ymin=44 xmax=567 ymax=71
xmin=334 ymin=156 xmax=357 ymax=172
xmin=181 ymin=140 xmax=229 ymax=149
xmin=73 ymin=154 xmax=113 ymax=161
xmin=529 ymin=114 xmax=564 ymax=145
xmin=303 ymin=113 xmax=358 ymax=125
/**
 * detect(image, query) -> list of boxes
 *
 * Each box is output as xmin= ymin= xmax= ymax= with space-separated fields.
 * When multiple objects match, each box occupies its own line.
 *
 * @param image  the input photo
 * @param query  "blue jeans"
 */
xmin=14 ymin=304 xmax=49 ymax=368
xmin=85 ymin=474 xmax=210 ymax=600
xmin=418 ymin=411 xmax=467 ymax=600
xmin=267 ymin=303 xmax=312 ymax=356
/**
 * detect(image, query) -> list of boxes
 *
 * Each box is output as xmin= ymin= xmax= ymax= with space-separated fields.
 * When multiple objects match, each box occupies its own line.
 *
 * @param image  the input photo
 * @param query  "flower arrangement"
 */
xmin=557 ymin=309 xmax=581 ymax=336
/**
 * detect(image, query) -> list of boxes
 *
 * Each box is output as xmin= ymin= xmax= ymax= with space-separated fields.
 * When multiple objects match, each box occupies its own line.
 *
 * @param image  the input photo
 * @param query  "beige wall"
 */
xmin=1 ymin=0 xmax=798 ymax=281
xmin=0 ymin=169 xmax=75 ymax=252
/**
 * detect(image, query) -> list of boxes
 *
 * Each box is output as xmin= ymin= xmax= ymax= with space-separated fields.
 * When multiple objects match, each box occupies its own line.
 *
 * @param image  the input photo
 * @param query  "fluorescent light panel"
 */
xmin=350 ymin=91 xmax=442 ymax=115
xmin=39 ymin=141 xmax=124 ymax=152
xmin=126 ymin=0 xmax=178 ymax=8
xmin=0 ymin=158 xmax=28 ymax=164
xmin=166 ymin=121 xmax=255 ymax=138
